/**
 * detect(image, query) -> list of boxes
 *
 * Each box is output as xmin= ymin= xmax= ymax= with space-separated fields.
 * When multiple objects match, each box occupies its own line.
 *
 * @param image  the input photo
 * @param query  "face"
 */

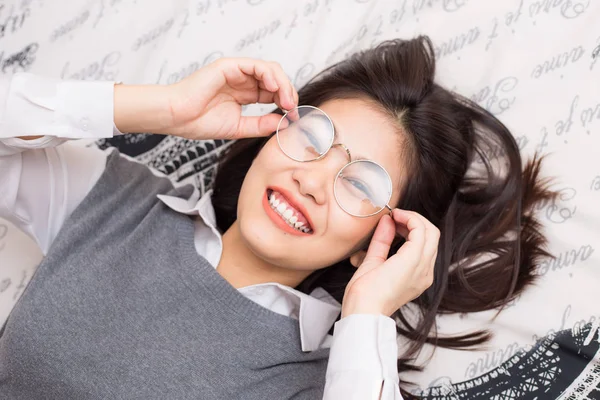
xmin=235 ymin=98 xmax=404 ymax=272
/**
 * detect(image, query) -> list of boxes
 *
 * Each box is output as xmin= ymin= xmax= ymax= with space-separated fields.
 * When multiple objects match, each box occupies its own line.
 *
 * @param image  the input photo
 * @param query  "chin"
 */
xmin=236 ymin=216 xmax=323 ymax=272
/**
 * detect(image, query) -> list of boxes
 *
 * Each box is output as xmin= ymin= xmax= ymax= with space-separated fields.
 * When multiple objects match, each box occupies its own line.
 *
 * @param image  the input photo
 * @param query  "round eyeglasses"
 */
xmin=276 ymin=105 xmax=393 ymax=218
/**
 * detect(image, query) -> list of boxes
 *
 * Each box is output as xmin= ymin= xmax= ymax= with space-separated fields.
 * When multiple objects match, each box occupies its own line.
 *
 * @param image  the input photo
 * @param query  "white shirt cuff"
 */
xmin=1 ymin=72 xmax=117 ymax=139
xmin=324 ymin=314 xmax=401 ymax=399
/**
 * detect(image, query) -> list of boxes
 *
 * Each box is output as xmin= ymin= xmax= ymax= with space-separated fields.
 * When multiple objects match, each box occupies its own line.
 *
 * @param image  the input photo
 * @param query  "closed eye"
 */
xmin=300 ymin=127 xmax=324 ymax=153
xmin=341 ymin=175 xmax=374 ymax=199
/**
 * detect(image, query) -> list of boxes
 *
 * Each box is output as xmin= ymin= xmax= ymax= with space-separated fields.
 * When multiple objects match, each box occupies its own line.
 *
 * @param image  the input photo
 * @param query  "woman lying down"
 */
xmin=0 ymin=36 xmax=555 ymax=399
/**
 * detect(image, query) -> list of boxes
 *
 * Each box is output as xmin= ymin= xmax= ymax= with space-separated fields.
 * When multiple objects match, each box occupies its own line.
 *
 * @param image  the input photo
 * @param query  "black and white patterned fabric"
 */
xmin=1 ymin=1 xmax=599 ymax=398
xmin=96 ymin=134 xmax=232 ymax=194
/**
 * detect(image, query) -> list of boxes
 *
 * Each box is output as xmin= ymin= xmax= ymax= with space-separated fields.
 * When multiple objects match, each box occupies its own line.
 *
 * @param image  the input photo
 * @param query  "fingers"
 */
xmin=232 ymin=58 xmax=297 ymax=111
xmin=423 ymin=227 xmax=440 ymax=281
xmin=235 ymin=113 xmax=283 ymax=138
xmin=395 ymin=223 xmax=409 ymax=239
xmin=362 ymin=214 xmax=396 ymax=266
xmin=391 ymin=209 xmax=440 ymax=287
xmin=269 ymin=61 xmax=298 ymax=111
xmin=292 ymin=81 xmax=299 ymax=105
xmin=285 ymin=107 xmax=300 ymax=122
xmin=255 ymin=87 xmax=278 ymax=104
xmin=391 ymin=209 xmax=426 ymax=255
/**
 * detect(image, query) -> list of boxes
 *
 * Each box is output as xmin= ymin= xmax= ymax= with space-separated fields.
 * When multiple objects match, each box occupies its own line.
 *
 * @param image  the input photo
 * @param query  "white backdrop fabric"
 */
xmin=1 ymin=0 xmax=599 ymax=398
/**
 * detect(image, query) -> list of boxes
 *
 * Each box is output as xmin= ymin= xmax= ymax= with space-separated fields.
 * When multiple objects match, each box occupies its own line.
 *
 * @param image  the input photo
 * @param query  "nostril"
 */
xmin=291 ymin=169 xmax=326 ymax=205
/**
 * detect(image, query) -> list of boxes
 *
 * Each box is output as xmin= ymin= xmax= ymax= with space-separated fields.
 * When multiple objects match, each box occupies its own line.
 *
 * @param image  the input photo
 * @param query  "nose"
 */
xmin=291 ymin=146 xmax=350 ymax=205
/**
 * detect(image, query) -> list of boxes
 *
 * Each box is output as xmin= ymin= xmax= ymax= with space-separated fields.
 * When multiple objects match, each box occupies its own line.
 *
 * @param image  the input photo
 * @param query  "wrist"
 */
xmin=113 ymin=83 xmax=174 ymax=134
xmin=341 ymin=308 xmax=387 ymax=319
xmin=341 ymin=298 xmax=387 ymax=319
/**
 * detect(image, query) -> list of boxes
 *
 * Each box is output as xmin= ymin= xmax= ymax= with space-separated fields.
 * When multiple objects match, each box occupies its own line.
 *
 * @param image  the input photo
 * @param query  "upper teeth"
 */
xmin=269 ymin=192 xmax=311 ymax=233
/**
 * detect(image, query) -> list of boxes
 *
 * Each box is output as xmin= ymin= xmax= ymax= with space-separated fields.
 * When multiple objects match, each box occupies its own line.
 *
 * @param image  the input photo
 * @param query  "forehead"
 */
xmin=316 ymin=98 xmax=403 ymax=189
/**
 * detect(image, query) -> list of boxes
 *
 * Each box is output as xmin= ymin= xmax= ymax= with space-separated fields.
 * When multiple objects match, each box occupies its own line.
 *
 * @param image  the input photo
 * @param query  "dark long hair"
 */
xmin=212 ymin=36 xmax=556 ymax=397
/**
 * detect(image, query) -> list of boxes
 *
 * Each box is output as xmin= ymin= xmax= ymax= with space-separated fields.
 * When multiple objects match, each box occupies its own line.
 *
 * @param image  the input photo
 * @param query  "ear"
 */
xmin=349 ymin=250 xmax=368 ymax=268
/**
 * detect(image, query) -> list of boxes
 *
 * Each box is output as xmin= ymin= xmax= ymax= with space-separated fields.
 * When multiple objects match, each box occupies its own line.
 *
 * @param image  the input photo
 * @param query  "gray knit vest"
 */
xmin=0 ymin=150 xmax=329 ymax=399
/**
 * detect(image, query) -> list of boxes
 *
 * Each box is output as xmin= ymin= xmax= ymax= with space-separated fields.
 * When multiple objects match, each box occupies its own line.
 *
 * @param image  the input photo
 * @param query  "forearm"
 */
xmin=113 ymin=83 xmax=173 ymax=134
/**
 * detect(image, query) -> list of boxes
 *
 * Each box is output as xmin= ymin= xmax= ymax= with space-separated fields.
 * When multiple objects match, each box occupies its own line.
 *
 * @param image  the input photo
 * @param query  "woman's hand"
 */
xmin=114 ymin=58 xmax=298 ymax=140
xmin=165 ymin=58 xmax=297 ymax=140
xmin=341 ymin=209 xmax=440 ymax=318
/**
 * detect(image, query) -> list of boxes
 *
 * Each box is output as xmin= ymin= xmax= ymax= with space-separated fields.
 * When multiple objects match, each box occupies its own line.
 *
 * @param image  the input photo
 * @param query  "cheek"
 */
xmin=325 ymin=212 xmax=379 ymax=253
xmin=239 ymin=140 xmax=284 ymax=192
xmin=237 ymin=139 xmax=293 ymax=220
xmin=250 ymin=138 xmax=289 ymax=174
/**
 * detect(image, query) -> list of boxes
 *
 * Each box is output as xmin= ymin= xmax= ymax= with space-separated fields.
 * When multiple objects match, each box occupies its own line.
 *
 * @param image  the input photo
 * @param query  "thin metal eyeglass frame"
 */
xmin=275 ymin=105 xmax=394 ymax=218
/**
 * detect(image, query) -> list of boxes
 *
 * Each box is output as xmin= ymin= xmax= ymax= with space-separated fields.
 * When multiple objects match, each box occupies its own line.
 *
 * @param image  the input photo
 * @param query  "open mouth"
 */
xmin=266 ymin=189 xmax=314 ymax=234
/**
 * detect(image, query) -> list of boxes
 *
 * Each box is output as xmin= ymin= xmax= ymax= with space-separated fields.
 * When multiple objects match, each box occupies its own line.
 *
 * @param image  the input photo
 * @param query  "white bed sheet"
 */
xmin=1 ymin=0 xmax=599 ymax=397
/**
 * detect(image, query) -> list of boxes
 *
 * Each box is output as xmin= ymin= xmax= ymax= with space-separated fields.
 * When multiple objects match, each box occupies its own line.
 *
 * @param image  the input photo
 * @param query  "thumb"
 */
xmin=234 ymin=113 xmax=283 ymax=139
xmin=360 ymin=214 xmax=396 ymax=268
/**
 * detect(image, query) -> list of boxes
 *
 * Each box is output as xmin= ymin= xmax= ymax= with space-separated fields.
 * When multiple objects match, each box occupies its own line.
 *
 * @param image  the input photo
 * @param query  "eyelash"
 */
xmin=301 ymin=128 xmax=321 ymax=148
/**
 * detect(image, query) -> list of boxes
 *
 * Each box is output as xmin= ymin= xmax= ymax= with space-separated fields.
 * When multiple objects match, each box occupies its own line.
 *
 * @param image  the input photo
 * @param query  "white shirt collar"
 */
xmin=157 ymin=190 xmax=342 ymax=352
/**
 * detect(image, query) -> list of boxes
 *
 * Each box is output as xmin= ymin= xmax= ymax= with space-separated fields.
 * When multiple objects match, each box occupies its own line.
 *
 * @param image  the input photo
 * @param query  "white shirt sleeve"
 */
xmin=0 ymin=73 xmax=118 ymax=254
xmin=323 ymin=314 xmax=403 ymax=400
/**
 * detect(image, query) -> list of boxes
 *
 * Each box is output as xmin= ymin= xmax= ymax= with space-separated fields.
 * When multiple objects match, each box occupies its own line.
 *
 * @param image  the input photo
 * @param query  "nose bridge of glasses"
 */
xmin=315 ymin=143 xmax=351 ymax=177
xmin=301 ymin=144 xmax=349 ymax=189
xmin=330 ymin=143 xmax=352 ymax=163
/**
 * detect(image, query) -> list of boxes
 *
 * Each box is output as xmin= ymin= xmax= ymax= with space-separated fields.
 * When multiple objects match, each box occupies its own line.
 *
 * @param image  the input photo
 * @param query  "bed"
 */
xmin=1 ymin=0 xmax=599 ymax=397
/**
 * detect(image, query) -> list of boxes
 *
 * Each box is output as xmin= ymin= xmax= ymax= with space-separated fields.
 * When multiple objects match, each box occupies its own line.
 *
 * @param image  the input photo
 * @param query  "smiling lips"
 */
xmin=265 ymin=188 xmax=313 ymax=235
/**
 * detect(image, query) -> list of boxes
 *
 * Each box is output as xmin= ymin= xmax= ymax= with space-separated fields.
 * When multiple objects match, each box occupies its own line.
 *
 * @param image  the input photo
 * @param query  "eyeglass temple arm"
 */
xmin=385 ymin=204 xmax=393 ymax=212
